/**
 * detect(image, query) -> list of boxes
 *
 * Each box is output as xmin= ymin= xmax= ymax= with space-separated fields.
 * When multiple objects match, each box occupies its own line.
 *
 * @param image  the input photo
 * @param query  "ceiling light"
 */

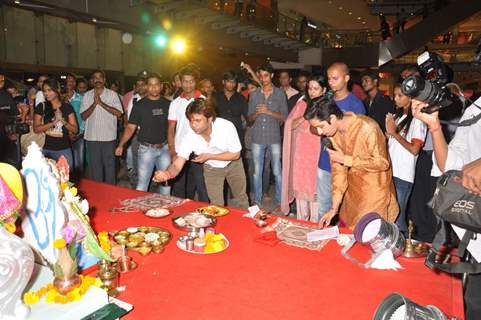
xmin=357 ymin=16 xmax=362 ymax=20
xmin=348 ymin=11 xmax=353 ymax=15
xmin=14 ymin=0 xmax=20 ymax=4
xmin=92 ymin=18 xmax=97 ymax=23
xmin=171 ymin=38 xmax=186 ymax=54
xmin=338 ymin=6 xmax=343 ymax=10
xmin=362 ymin=21 xmax=366 ymax=24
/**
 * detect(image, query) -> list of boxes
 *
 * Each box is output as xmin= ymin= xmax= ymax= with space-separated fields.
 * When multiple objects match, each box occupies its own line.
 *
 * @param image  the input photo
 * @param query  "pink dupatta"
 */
xmin=281 ymin=98 xmax=321 ymax=213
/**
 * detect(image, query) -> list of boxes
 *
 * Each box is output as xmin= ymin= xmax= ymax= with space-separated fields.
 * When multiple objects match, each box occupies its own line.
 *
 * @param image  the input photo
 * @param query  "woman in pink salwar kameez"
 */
xmin=281 ymin=74 xmax=327 ymax=221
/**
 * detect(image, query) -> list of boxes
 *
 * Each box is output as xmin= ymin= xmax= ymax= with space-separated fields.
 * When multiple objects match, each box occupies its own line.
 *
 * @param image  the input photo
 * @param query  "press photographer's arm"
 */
xmin=462 ymin=158 xmax=481 ymax=196
xmin=412 ymin=97 xmax=481 ymax=178
xmin=411 ymin=100 xmax=449 ymax=171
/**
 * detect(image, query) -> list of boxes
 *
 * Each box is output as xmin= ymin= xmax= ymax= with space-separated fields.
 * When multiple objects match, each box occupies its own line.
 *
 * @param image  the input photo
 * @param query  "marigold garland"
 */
xmin=23 ymin=275 xmax=103 ymax=305
xmin=97 ymin=231 xmax=111 ymax=254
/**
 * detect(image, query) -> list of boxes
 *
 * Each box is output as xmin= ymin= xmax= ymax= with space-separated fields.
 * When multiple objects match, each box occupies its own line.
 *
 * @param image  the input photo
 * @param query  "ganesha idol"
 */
xmin=0 ymin=142 xmax=113 ymax=319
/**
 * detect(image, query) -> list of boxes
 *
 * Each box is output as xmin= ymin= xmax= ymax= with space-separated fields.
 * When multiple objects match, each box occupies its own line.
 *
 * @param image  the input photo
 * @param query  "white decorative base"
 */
xmin=0 ymin=228 xmax=34 ymax=320
xmin=26 ymin=264 xmax=109 ymax=320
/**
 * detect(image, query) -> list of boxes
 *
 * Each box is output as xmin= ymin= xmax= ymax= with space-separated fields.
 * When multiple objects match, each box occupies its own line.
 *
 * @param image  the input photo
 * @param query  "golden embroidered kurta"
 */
xmin=331 ymin=113 xmax=399 ymax=228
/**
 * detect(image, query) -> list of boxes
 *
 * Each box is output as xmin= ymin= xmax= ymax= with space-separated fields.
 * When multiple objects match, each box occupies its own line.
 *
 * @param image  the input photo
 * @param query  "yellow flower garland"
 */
xmin=97 ymin=231 xmax=111 ymax=254
xmin=23 ymin=275 xmax=103 ymax=305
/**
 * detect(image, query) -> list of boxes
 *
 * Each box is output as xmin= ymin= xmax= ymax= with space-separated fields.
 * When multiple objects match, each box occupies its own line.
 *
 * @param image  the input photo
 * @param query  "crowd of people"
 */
xmin=1 ymin=61 xmax=481 ymax=244
xmin=2 ymin=58 xmax=481 ymax=317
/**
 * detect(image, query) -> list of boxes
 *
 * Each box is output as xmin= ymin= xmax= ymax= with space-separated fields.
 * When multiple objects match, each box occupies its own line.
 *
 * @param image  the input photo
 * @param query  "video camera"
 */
xmin=401 ymin=51 xmax=457 ymax=114
xmin=5 ymin=115 xmax=29 ymax=136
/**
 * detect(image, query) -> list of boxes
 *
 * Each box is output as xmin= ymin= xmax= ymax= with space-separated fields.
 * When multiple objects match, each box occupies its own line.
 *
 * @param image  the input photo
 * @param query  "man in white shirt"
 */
xmin=155 ymin=98 xmax=249 ymax=208
xmin=412 ymin=97 xmax=481 ymax=319
xmin=167 ymin=64 xmax=208 ymax=201
xmin=80 ymin=70 xmax=123 ymax=184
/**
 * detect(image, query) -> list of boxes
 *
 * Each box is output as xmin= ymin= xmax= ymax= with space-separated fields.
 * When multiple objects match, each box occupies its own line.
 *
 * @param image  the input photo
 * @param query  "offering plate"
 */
xmin=112 ymin=226 xmax=171 ymax=256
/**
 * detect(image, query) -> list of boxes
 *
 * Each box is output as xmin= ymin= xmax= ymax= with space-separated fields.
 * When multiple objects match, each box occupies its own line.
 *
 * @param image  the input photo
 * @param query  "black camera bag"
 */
xmin=425 ymin=170 xmax=481 ymax=274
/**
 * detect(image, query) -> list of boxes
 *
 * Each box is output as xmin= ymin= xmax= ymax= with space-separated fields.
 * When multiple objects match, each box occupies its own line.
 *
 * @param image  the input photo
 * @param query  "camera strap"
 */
xmin=439 ymin=100 xmax=481 ymax=127
xmin=427 ymin=221 xmax=481 ymax=274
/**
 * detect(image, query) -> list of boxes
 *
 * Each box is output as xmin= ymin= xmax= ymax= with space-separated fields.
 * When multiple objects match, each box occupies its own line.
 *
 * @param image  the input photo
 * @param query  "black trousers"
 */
xmin=407 ymin=150 xmax=438 ymax=242
xmin=172 ymin=160 xmax=209 ymax=202
xmin=465 ymin=272 xmax=481 ymax=320
xmin=86 ymin=140 xmax=116 ymax=185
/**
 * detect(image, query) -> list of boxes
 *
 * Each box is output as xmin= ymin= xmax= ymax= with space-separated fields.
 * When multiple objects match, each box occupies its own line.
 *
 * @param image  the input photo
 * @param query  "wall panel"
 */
xmin=76 ymin=22 xmax=97 ymax=69
xmin=3 ymin=7 xmax=36 ymax=64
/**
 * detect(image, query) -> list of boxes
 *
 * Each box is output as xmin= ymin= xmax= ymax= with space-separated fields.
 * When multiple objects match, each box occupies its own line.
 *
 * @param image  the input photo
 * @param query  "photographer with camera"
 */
xmin=411 ymin=93 xmax=481 ymax=320
xmin=402 ymin=50 xmax=481 ymax=318
xmin=0 ymin=70 xmax=22 ymax=166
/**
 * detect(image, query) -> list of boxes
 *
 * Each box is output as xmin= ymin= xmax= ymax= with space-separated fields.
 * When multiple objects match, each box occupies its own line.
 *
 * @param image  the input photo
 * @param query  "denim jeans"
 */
xmin=71 ymin=136 xmax=85 ymax=176
xmin=136 ymin=143 xmax=171 ymax=195
xmin=317 ymin=168 xmax=332 ymax=219
xmin=251 ymin=143 xmax=281 ymax=205
xmin=393 ymin=176 xmax=413 ymax=236
xmin=43 ymin=148 xmax=73 ymax=171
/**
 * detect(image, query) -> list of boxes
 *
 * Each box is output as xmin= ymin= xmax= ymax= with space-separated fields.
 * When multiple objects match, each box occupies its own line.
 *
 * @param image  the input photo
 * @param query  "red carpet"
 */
xmin=79 ymin=179 xmax=464 ymax=320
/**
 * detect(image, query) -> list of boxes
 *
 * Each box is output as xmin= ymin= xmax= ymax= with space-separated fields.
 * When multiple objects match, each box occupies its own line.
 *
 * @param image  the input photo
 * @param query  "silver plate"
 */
xmin=171 ymin=212 xmax=217 ymax=231
xmin=176 ymin=234 xmax=229 ymax=255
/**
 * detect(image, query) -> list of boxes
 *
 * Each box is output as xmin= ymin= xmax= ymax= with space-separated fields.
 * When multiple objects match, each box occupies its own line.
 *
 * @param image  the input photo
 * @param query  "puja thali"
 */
xmin=197 ymin=205 xmax=229 ymax=217
xmin=177 ymin=233 xmax=229 ymax=255
xmin=172 ymin=212 xmax=217 ymax=231
xmin=112 ymin=226 xmax=172 ymax=256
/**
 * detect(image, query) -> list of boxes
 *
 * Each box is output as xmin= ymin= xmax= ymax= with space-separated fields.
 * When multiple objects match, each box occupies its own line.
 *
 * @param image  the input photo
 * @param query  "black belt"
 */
xmin=139 ymin=141 xmax=167 ymax=149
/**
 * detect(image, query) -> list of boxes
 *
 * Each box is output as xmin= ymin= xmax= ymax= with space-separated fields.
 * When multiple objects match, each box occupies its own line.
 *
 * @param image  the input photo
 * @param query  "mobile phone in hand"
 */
xmin=321 ymin=137 xmax=335 ymax=151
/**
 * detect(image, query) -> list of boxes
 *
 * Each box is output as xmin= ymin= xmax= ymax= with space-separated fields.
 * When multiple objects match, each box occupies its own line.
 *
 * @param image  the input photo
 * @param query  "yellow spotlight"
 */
xmin=162 ymin=18 xmax=172 ymax=30
xmin=172 ymin=38 xmax=186 ymax=54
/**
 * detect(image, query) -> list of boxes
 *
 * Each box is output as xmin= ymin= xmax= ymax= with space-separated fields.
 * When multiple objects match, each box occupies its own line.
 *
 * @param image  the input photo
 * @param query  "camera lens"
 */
xmin=401 ymin=75 xmax=425 ymax=98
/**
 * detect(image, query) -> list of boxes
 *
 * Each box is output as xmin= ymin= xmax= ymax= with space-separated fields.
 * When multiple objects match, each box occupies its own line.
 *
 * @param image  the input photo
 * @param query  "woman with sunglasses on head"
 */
xmin=33 ymin=78 xmax=78 ymax=169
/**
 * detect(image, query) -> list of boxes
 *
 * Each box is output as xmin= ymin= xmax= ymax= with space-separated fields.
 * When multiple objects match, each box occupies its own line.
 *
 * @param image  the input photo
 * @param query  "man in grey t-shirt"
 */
xmin=80 ymin=70 xmax=123 ymax=184
xmin=247 ymin=63 xmax=288 ymax=208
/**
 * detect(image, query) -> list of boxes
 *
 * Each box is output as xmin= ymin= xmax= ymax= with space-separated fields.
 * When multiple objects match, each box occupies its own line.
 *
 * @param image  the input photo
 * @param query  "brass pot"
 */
xmin=97 ymin=268 xmax=119 ymax=295
xmin=53 ymin=273 xmax=81 ymax=295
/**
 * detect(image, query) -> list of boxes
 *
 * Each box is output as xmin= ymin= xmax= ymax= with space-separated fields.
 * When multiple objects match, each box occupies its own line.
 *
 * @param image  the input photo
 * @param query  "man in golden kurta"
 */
xmin=305 ymin=96 xmax=399 ymax=228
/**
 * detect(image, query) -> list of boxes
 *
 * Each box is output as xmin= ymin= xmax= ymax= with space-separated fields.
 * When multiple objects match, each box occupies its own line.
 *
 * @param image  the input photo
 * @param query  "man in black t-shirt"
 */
xmin=361 ymin=70 xmax=395 ymax=133
xmin=115 ymin=73 xmax=171 ymax=194
xmin=214 ymin=70 xmax=248 ymax=147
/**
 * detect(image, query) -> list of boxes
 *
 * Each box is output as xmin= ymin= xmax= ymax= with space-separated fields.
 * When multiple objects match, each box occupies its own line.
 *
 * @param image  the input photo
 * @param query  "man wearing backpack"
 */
xmin=412 ymin=97 xmax=481 ymax=320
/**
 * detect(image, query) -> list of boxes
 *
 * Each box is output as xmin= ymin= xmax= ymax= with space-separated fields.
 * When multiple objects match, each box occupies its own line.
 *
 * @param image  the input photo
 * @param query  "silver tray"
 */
xmin=171 ymin=212 xmax=217 ymax=231
xmin=176 ymin=234 xmax=229 ymax=255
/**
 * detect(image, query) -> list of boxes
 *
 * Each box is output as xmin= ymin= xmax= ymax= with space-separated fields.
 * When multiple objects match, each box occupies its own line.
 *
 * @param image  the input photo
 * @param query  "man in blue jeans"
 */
xmin=317 ymin=62 xmax=366 ymax=218
xmin=115 ymin=73 xmax=171 ymax=194
xmin=65 ymin=73 xmax=84 ymax=177
xmin=247 ymin=63 xmax=288 ymax=208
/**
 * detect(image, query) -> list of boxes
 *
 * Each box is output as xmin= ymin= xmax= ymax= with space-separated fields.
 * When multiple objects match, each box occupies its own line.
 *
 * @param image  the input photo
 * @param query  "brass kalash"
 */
xmin=402 ymin=220 xmax=429 ymax=258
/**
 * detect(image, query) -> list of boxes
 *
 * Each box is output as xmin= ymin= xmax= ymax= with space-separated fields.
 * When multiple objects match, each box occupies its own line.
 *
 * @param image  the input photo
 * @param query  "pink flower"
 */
xmin=69 ymin=219 xmax=87 ymax=241
xmin=61 ymin=224 xmax=76 ymax=244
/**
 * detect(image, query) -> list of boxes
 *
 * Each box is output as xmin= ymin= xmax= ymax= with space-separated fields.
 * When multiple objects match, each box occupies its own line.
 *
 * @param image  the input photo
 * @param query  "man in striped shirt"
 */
xmin=80 ymin=70 xmax=123 ymax=184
